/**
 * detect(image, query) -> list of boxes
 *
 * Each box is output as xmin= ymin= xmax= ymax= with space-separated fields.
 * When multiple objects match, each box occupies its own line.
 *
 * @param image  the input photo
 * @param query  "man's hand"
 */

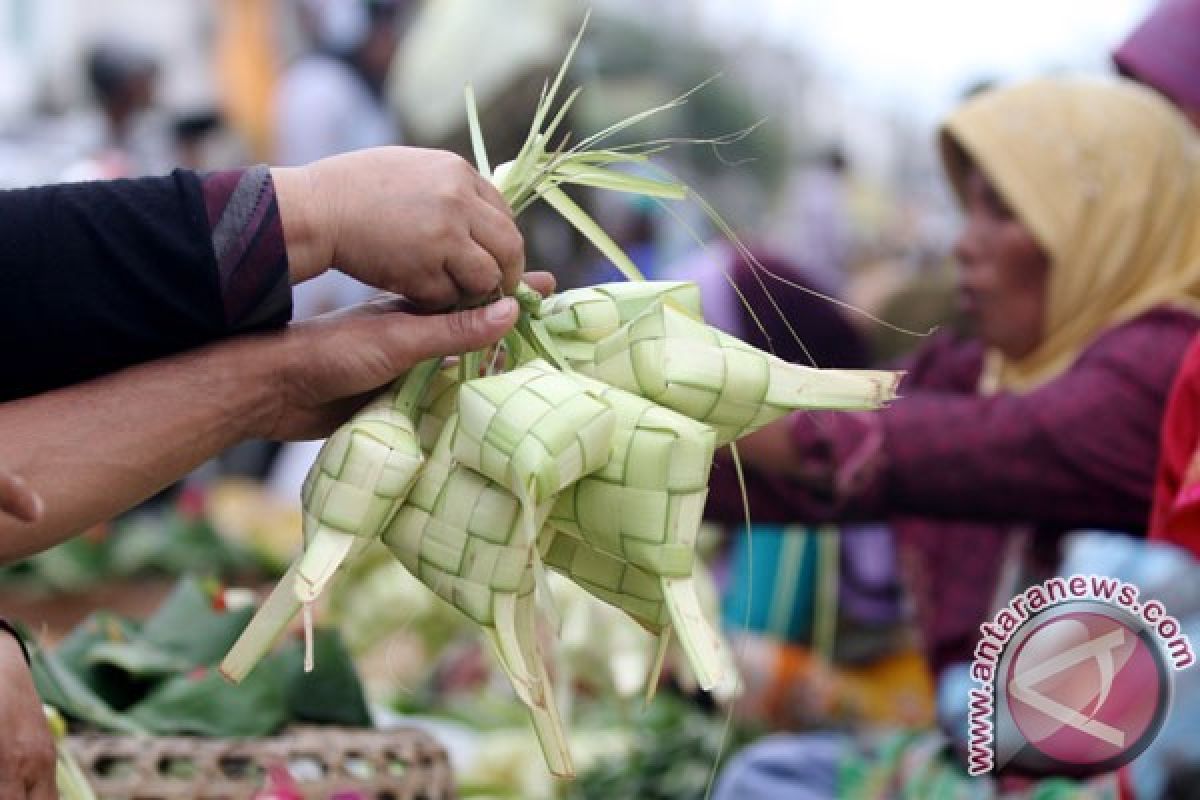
xmin=0 ymin=635 xmax=55 ymax=799
xmin=0 ymin=273 xmax=555 ymax=562
xmin=274 ymin=147 xmax=525 ymax=309
xmin=255 ymin=271 xmax=557 ymax=441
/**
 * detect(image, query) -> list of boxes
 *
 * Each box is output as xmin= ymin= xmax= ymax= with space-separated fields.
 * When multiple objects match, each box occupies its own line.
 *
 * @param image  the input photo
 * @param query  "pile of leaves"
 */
xmin=564 ymin=693 xmax=760 ymax=800
xmin=29 ymin=576 xmax=370 ymax=738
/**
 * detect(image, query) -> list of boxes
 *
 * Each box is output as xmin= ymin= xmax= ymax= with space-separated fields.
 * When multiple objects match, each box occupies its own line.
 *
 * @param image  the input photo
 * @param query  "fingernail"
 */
xmin=486 ymin=297 xmax=516 ymax=323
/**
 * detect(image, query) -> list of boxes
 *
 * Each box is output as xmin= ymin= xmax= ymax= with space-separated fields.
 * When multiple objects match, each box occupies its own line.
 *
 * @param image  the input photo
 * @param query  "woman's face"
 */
xmin=953 ymin=164 xmax=1050 ymax=359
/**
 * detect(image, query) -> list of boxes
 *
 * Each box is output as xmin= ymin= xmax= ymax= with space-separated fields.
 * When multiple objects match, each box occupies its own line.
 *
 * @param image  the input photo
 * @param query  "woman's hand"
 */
xmin=0 ymin=634 xmax=56 ymax=799
xmin=274 ymin=147 xmax=525 ymax=309
xmin=726 ymin=417 xmax=806 ymax=477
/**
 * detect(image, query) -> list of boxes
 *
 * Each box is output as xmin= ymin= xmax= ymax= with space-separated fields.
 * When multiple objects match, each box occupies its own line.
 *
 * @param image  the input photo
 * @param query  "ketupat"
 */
xmin=544 ymin=375 xmax=734 ymax=694
xmin=221 ymin=14 xmax=902 ymax=780
xmin=539 ymin=281 xmax=704 ymax=343
xmin=568 ymin=299 xmax=900 ymax=444
xmin=452 ymin=360 xmax=616 ymax=508
xmin=382 ymin=415 xmax=572 ymax=775
xmin=221 ymin=359 xmax=439 ymax=681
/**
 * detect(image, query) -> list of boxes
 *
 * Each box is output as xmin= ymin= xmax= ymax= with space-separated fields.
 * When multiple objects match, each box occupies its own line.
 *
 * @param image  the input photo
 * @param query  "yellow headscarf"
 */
xmin=939 ymin=77 xmax=1200 ymax=392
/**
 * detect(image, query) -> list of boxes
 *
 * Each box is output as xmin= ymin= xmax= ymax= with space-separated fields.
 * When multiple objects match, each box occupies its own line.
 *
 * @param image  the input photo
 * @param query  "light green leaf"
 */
xmin=541 ymin=187 xmax=645 ymax=283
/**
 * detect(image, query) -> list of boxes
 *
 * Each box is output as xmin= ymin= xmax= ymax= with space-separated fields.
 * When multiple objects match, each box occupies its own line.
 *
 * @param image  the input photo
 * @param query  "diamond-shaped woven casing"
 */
xmin=453 ymin=360 xmax=615 ymax=506
xmin=540 ymin=528 xmax=670 ymax=632
xmin=539 ymin=280 xmax=703 ymax=342
xmin=547 ymin=378 xmax=714 ymax=577
xmin=541 ymin=378 xmax=734 ymax=692
xmin=300 ymin=390 xmax=425 ymax=554
xmin=384 ymin=418 xmax=544 ymax=627
xmin=573 ymin=300 xmax=897 ymax=444
xmin=383 ymin=416 xmax=570 ymax=774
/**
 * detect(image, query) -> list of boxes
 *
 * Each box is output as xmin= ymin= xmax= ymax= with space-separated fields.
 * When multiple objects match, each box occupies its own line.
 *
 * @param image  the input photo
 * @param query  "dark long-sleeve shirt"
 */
xmin=706 ymin=307 xmax=1200 ymax=672
xmin=0 ymin=167 xmax=290 ymax=401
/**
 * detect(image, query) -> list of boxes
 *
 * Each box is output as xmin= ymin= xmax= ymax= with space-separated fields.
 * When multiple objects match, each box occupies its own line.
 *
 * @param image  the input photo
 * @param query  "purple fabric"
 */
xmin=730 ymin=248 xmax=870 ymax=369
xmin=1114 ymin=0 xmax=1200 ymax=112
xmin=837 ymin=524 xmax=901 ymax=625
xmin=668 ymin=243 xmax=870 ymax=369
xmin=706 ymin=308 xmax=1200 ymax=672
xmin=201 ymin=166 xmax=292 ymax=332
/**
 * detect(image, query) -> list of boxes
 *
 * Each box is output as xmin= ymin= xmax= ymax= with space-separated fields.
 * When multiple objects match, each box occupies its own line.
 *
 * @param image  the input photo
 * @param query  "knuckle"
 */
xmin=420 ymin=280 xmax=456 ymax=310
xmin=450 ymin=153 xmax=475 ymax=180
xmin=435 ymin=194 xmax=467 ymax=228
xmin=504 ymin=229 xmax=526 ymax=265
xmin=437 ymin=152 xmax=474 ymax=186
xmin=463 ymin=264 xmax=501 ymax=295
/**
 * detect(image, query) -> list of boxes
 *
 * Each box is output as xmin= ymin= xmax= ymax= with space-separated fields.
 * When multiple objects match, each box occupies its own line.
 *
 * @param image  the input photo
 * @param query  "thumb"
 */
xmin=383 ymin=297 xmax=519 ymax=365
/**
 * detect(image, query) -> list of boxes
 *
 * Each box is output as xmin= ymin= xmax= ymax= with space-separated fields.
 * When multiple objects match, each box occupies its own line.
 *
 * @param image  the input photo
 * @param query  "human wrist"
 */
xmin=272 ymin=165 xmax=334 ymax=286
xmin=196 ymin=333 xmax=290 ymax=443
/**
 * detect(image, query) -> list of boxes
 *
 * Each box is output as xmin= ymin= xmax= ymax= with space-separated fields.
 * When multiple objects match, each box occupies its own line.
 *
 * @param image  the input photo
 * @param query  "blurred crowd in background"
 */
xmin=0 ymin=0 xmax=960 ymax=327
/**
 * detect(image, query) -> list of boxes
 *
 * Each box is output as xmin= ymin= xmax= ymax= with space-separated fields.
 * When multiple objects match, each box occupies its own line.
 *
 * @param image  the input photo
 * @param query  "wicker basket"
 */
xmin=67 ymin=726 xmax=456 ymax=800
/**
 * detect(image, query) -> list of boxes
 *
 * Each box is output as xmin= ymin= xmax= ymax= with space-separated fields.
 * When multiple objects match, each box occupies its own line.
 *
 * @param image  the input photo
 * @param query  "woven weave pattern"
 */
xmin=453 ymin=360 xmax=615 ymax=505
xmin=540 ymin=281 xmax=704 ymax=343
xmin=222 ymin=279 xmax=898 ymax=779
xmin=574 ymin=301 xmax=894 ymax=444
xmin=384 ymin=419 xmax=540 ymax=627
xmin=547 ymin=379 xmax=712 ymax=577
xmin=67 ymin=727 xmax=454 ymax=800
xmin=301 ymin=392 xmax=424 ymax=543
xmin=416 ymin=367 xmax=463 ymax=452
xmin=540 ymin=528 xmax=670 ymax=631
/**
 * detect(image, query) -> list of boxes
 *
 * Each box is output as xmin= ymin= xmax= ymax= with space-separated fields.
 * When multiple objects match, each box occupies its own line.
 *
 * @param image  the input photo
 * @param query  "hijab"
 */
xmin=939 ymin=77 xmax=1200 ymax=392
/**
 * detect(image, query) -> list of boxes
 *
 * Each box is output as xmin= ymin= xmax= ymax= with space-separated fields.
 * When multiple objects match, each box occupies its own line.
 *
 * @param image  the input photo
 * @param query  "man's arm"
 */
xmin=0 ymin=287 xmax=544 ymax=563
xmin=1 ymin=147 xmax=524 ymax=402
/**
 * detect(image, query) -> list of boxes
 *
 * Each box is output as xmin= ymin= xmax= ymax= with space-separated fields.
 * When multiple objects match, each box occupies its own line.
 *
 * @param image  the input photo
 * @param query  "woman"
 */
xmin=711 ymin=77 xmax=1200 ymax=797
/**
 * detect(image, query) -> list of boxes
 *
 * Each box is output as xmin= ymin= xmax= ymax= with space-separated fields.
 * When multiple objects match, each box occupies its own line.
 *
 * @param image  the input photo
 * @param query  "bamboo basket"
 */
xmin=67 ymin=726 xmax=455 ymax=800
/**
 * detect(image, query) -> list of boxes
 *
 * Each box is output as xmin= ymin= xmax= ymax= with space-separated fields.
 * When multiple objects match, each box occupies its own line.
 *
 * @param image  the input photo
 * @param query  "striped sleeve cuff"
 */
xmin=200 ymin=165 xmax=292 ymax=332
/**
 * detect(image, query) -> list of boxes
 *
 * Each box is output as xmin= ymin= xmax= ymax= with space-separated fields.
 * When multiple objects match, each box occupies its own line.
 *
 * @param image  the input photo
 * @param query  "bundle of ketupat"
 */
xmin=220 ymin=18 xmax=900 ymax=778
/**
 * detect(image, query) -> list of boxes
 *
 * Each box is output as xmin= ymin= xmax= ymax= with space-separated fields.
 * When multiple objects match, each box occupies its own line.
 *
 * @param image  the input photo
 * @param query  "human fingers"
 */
xmin=0 ymin=472 xmax=41 ymax=523
xmin=522 ymin=271 xmax=556 ymax=297
xmin=474 ymin=171 xmax=511 ymax=218
xmin=373 ymin=297 xmax=520 ymax=367
xmin=28 ymin=773 xmax=57 ymax=800
xmin=283 ymin=297 xmax=520 ymax=406
xmin=467 ymin=196 xmax=525 ymax=295
xmin=401 ymin=272 xmax=462 ymax=311
xmin=446 ymin=240 xmax=504 ymax=304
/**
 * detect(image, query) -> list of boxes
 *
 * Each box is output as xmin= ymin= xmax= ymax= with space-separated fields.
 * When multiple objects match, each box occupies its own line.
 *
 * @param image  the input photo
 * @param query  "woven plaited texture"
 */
xmin=67 ymin=726 xmax=455 ymax=800
xmin=301 ymin=396 xmax=423 ymax=542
